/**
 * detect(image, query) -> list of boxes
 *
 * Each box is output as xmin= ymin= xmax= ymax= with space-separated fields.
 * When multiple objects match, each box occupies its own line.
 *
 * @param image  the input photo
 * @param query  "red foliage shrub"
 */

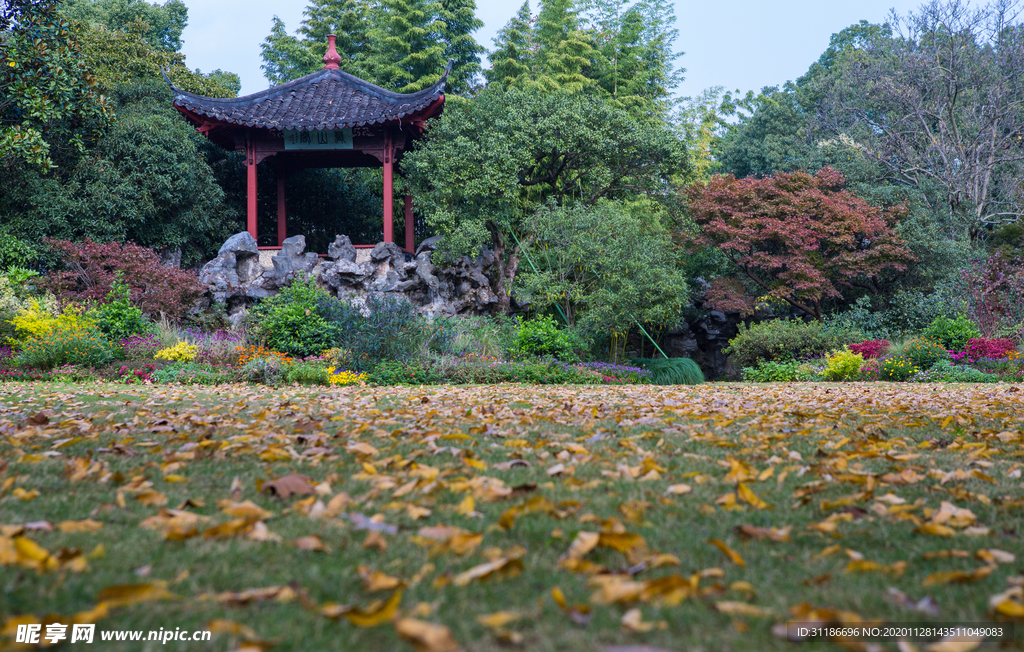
xmin=963 ymin=337 xmax=1016 ymax=359
xmin=961 ymin=253 xmax=1024 ymax=338
xmin=686 ymin=167 xmax=916 ymax=320
xmin=43 ymin=239 xmax=204 ymax=318
xmin=848 ymin=339 xmax=890 ymax=359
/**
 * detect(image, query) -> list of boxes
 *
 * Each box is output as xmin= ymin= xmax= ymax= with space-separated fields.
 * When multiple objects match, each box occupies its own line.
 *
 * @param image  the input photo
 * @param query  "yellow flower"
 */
xmin=155 ymin=341 xmax=198 ymax=362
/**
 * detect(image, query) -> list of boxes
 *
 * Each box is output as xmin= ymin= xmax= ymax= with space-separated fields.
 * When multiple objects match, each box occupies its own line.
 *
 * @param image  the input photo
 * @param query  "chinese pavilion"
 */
xmin=165 ymin=35 xmax=448 ymax=254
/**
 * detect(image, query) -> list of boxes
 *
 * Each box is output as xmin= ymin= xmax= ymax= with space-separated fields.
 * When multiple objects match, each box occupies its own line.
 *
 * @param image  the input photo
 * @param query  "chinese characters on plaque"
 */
xmin=283 ymin=128 xmax=353 ymax=150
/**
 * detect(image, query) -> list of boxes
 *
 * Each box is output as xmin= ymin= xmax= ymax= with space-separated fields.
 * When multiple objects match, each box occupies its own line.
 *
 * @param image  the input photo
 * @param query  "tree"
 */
xmin=582 ymin=0 xmax=682 ymax=115
xmin=61 ymin=0 xmax=188 ymax=51
xmin=260 ymin=0 xmax=369 ymax=85
xmin=484 ymin=1 xmax=535 ymax=86
xmin=518 ymin=199 xmax=690 ymax=337
xmin=486 ymin=0 xmax=682 ymax=113
xmin=0 ymin=0 xmax=108 ymax=172
xmin=363 ymin=0 xmax=449 ymax=93
xmin=404 ymin=86 xmax=685 ymax=313
xmin=436 ymin=0 xmax=484 ymax=94
xmin=1 ymin=80 xmax=237 ymax=266
xmin=260 ymin=0 xmax=482 ymax=94
xmin=0 ymin=17 xmax=240 ymax=266
xmin=817 ymin=1 xmax=1024 ymax=231
xmin=686 ymin=167 xmax=916 ymax=320
xmin=715 ymin=85 xmax=811 ymax=178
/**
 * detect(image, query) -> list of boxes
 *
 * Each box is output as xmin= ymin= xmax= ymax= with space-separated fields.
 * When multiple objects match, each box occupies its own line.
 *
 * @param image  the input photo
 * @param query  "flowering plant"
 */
xmin=326 ymin=367 xmax=367 ymax=386
xmin=155 ymin=341 xmax=198 ymax=362
xmin=237 ymin=345 xmax=293 ymax=366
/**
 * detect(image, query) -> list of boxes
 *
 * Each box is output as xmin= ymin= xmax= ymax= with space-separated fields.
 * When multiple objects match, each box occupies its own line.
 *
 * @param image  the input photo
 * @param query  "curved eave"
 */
xmin=164 ymin=63 xmax=450 ymax=133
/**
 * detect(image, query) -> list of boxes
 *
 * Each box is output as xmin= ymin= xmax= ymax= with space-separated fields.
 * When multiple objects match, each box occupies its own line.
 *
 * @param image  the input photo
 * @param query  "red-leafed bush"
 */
xmin=43 ymin=239 xmax=204 ymax=318
xmin=848 ymin=339 xmax=890 ymax=359
xmin=686 ymin=167 xmax=916 ymax=320
xmin=963 ymin=338 xmax=1017 ymax=359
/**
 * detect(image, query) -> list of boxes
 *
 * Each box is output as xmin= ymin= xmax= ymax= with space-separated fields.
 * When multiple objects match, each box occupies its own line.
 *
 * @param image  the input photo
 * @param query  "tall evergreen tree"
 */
xmin=582 ymin=0 xmax=681 ymax=114
xmin=437 ymin=0 xmax=485 ymax=94
xmin=534 ymin=0 xmax=598 ymax=92
xmin=363 ymin=0 xmax=448 ymax=93
xmin=485 ymin=1 xmax=536 ymax=86
xmin=260 ymin=0 xmax=480 ymax=93
xmin=260 ymin=16 xmax=321 ymax=85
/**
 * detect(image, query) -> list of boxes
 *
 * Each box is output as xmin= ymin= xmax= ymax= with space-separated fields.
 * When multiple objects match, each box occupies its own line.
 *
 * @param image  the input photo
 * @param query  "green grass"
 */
xmin=1 ymin=382 xmax=1022 ymax=651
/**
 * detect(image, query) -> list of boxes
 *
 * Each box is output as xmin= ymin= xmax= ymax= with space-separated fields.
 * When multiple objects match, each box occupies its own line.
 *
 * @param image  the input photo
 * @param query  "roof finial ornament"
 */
xmin=323 ymin=34 xmax=342 ymax=70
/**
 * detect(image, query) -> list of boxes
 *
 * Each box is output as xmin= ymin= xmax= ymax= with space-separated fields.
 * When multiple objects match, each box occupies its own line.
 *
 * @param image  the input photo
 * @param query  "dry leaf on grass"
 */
xmin=394 ymin=618 xmax=461 ymax=652
xmin=261 ymin=474 xmax=315 ymax=499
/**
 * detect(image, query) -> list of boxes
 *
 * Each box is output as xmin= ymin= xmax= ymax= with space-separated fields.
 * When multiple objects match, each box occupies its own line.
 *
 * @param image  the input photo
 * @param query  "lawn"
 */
xmin=1 ymin=382 xmax=1023 ymax=652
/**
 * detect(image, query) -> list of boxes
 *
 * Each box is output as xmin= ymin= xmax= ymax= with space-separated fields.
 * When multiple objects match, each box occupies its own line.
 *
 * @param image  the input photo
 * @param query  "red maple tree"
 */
xmin=685 ymin=167 xmax=916 ymax=320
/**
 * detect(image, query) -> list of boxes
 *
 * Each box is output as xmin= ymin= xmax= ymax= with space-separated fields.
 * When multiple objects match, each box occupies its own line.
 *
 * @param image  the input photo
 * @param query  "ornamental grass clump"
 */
xmin=155 ymin=341 xmax=198 ymax=363
xmin=823 ymin=348 xmax=864 ymax=381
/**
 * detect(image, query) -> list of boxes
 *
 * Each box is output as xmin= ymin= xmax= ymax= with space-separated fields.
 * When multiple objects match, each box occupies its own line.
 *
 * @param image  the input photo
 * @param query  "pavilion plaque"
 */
xmin=284 ymin=128 xmax=353 ymax=150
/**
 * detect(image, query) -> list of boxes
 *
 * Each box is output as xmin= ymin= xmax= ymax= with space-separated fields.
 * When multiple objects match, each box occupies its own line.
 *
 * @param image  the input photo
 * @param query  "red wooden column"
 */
xmin=246 ymin=130 xmax=258 ymax=240
xmin=383 ymin=130 xmax=394 ymax=243
xmin=276 ymin=168 xmax=287 ymax=246
xmin=404 ymin=194 xmax=414 ymax=252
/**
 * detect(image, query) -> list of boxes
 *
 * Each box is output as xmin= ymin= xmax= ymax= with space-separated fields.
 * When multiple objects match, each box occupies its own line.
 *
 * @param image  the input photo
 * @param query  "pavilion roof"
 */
xmin=165 ymin=63 xmax=450 ymax=132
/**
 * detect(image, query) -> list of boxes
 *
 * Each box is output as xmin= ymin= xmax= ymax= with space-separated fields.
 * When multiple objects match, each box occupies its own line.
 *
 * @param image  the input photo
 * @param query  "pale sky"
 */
xmin=179 ymin=0 xmax=928 ymax=99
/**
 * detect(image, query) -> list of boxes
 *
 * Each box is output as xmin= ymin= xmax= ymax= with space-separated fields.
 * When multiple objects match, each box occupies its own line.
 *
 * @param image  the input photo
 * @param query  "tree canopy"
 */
xmin=404 ymin=85 xmax=685 ymax=313
xmin=260 ymin=0 xmax=483 ymax=94
xmin=61 ymin=0 xmax=188 ymax=52
xmin=486 ymin=0 xmax=681 ymax=117
xmin=0 ymin=0 xmax=240 ymax=266
xmin=686 ymin=168 xmax=916 ymax=320
xmin=0 ymin=0 xmax=108 ymax=173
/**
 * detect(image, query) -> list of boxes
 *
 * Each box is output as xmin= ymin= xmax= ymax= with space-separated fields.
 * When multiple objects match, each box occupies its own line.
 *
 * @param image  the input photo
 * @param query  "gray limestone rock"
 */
xmin=199 ymin=231 xmax=266 ymax=304
xmin=265 ymin=235 xmax=318 ymax=290
xmin=201 ymin=232 xmax=501 ymax=321
xmin=328 ymin=234 xmax=356 ymax=262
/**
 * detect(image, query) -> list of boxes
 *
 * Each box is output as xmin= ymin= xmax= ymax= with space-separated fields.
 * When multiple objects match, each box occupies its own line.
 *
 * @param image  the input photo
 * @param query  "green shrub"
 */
xmin=316 ymin=292 xmax=425 ymax=367
xmin=922 ymin=315 xmax=980 ymax=351
xmin=238 ymin=356 xmax=290 ymax=385
xmin=16 ymin=322 xmax=120 ymax=369
xmin=724 ymin=319 xmax=860 ymax=368
xmin=448 ymin=315 xmax=520 ymax=358
xmin=92 ymin=276 xmax=154 ymax=340
xmin=151 ymin=362 xmax=234 ymax=385
xmin=284 ymin=361 xmax=329 ymax=386
xmin=366 ymin=357 xmax=599 ymax=385
xmin=510 ymin=314 xmax=579 ymax=362
xmin=911 ymin=359 xmax=998 ymax=383
xmin=247 ymin=276 xmax=339 ymax=357
xmin=742 ymin=360 xmax=813 ymax=382
xmin=824 ymin=296 xmax=890 ymax=340
xmin=879 ymin=355 xmax=919 ymax=381
xmin=823 ymin=348 xmax=864 ymax=381
xmin=902 ymin=337 xmax=948 ymax=369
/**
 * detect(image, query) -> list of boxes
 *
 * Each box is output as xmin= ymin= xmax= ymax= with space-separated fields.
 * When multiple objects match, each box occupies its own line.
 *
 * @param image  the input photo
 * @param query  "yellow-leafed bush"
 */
xmin=155 ymin=341 xmax=197 ymax=362
xmin=8 ymin=299 xmax=91 ymax=343
xmin=823 ymin=347 xmax=864 ymax=381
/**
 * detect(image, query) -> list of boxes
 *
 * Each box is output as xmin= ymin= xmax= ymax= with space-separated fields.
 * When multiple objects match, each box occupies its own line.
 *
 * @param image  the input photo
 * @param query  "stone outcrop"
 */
xmin=200 ymin=232 xmax=500 ymax=322
xmin=659 ymin=278 xmax=744 ymax=380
